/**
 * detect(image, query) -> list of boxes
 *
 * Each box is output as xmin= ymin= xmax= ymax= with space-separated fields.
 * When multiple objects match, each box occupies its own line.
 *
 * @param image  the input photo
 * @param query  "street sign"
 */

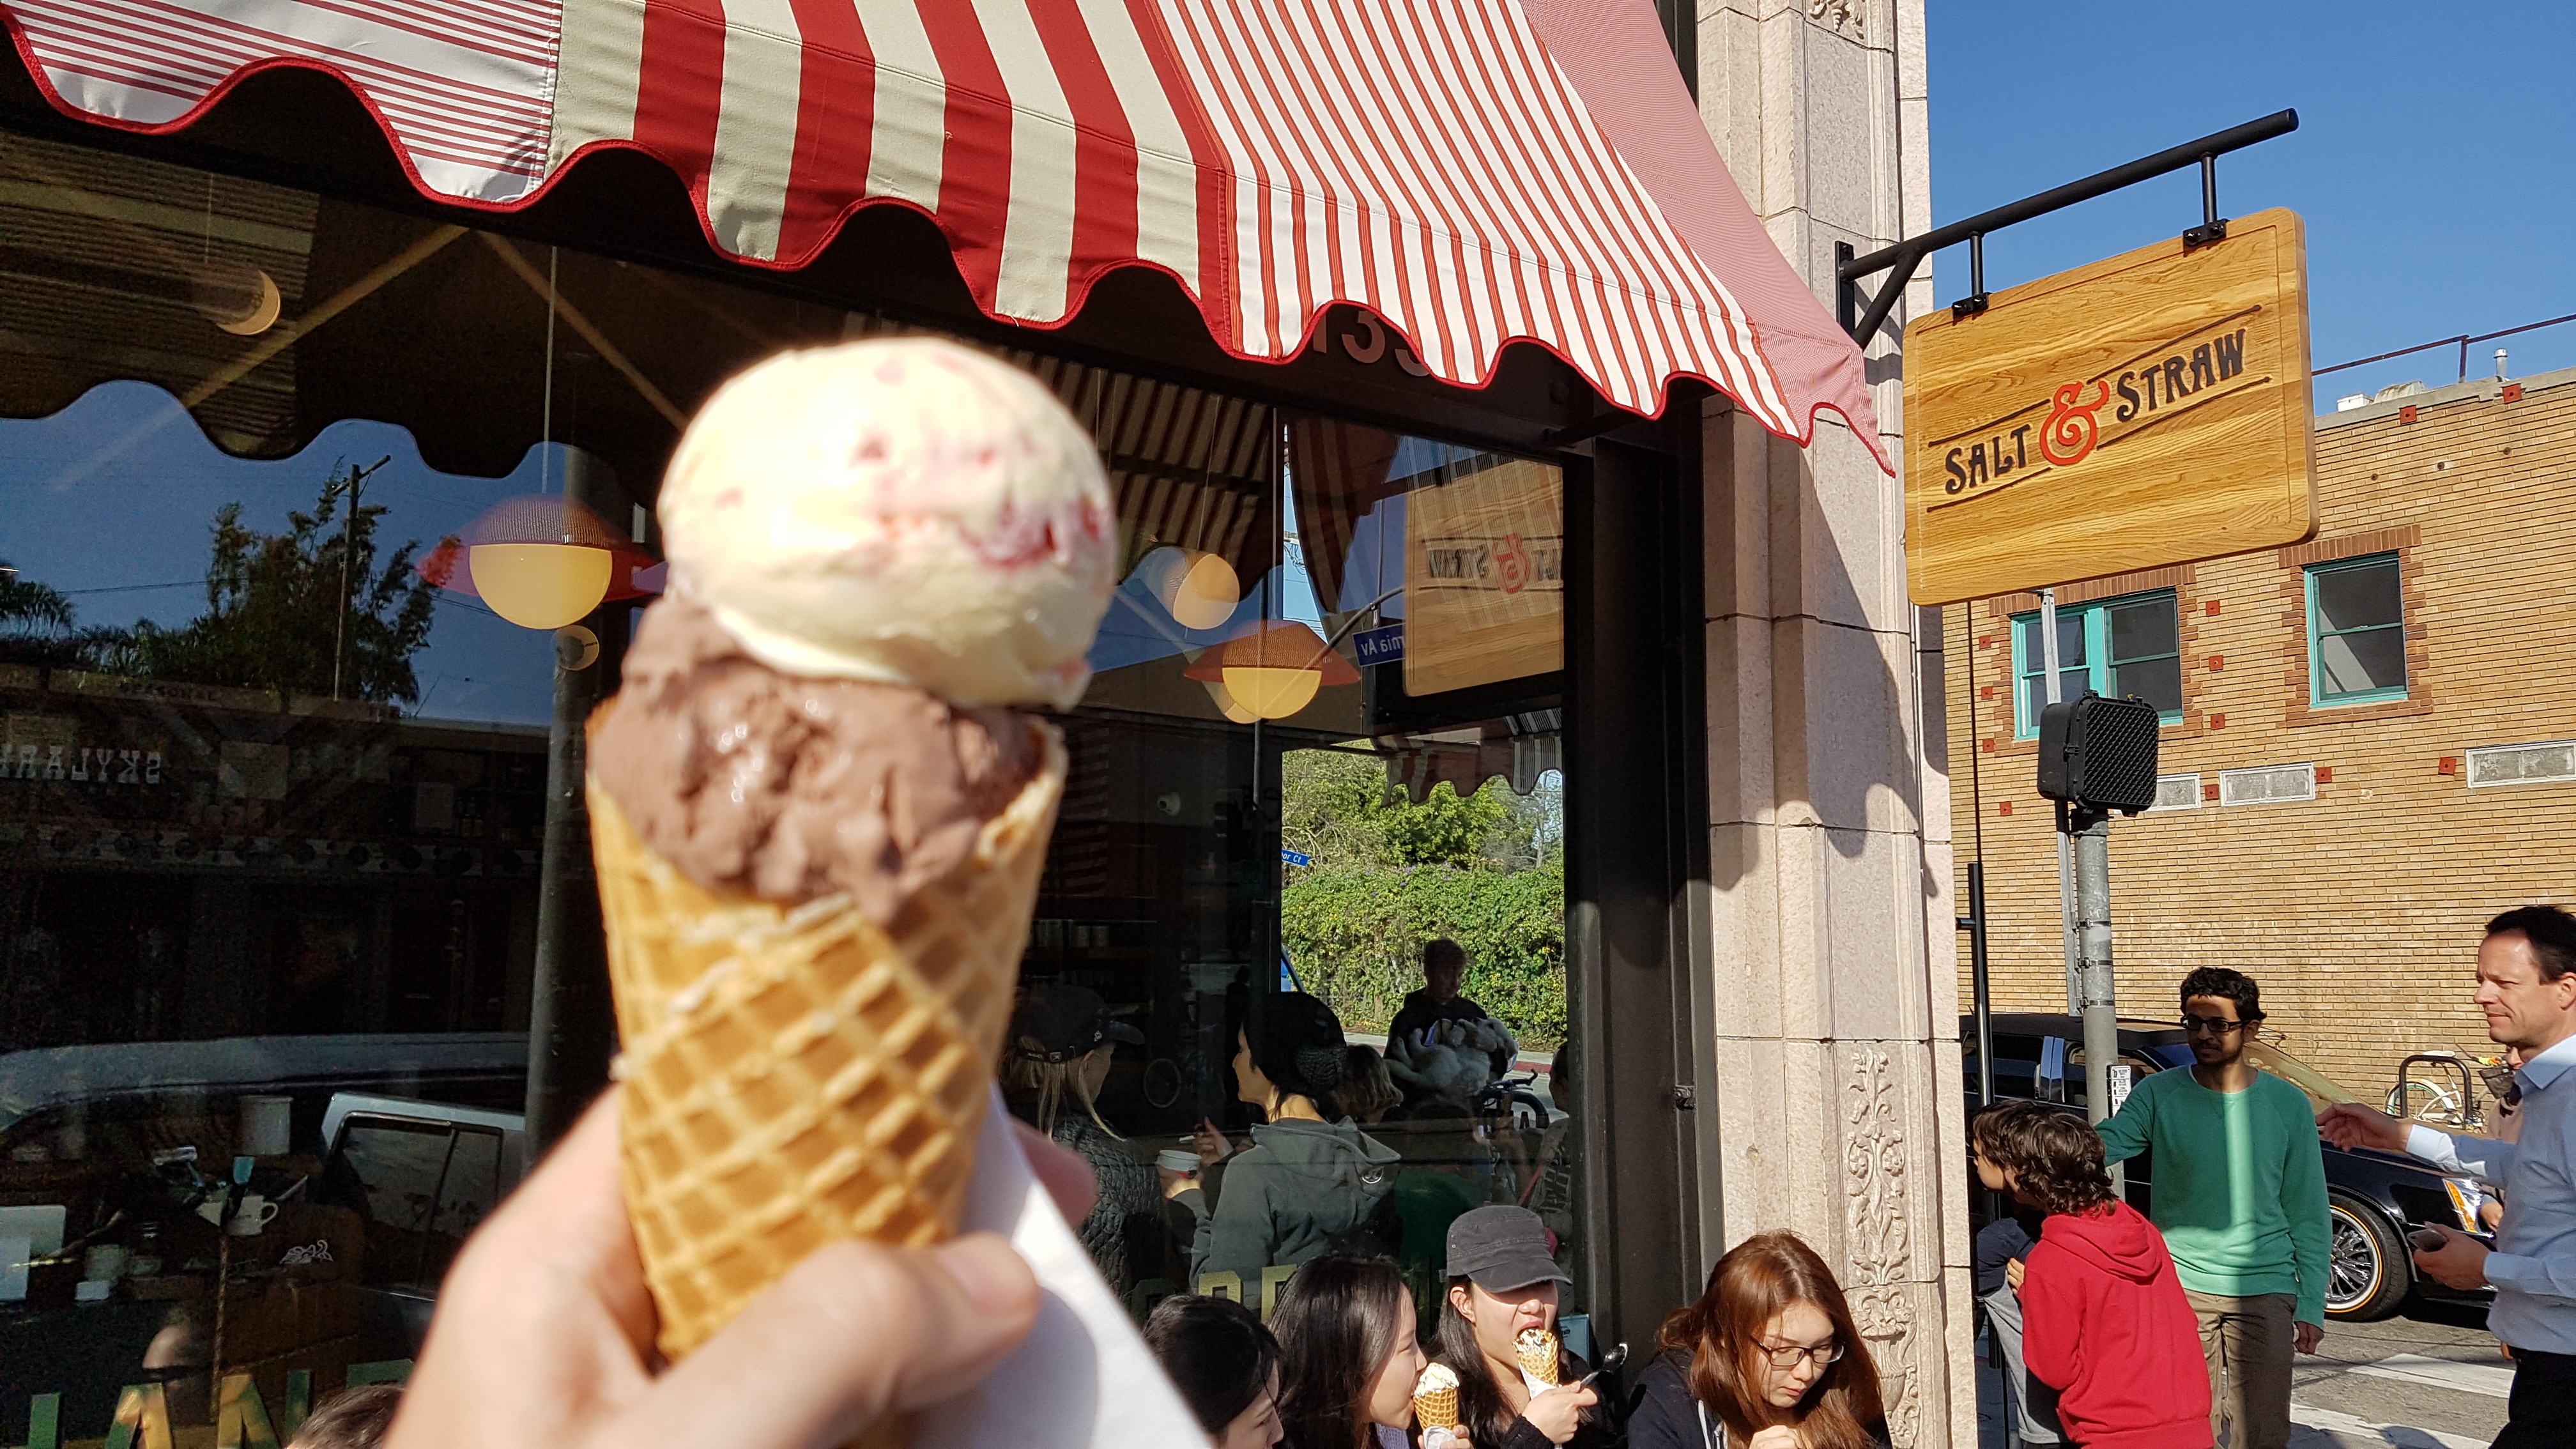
xmin=1280 ymin=849 xmax=1312 ymax=867
xmin=1903 ymin=207 xmax=2317 ymax=605
xmin=1351 ymin=624 xmax=1405 ymax=667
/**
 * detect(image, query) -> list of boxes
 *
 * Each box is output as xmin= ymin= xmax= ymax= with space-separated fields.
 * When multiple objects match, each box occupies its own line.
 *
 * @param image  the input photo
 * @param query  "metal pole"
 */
xmin=525 ymin=452 xmax=619 ymax=1151
xmin=1967 ymin=862 xmax=1995 ymax=1107
xmin=2071 ymin=806 xmax=2124 ymax=1192
xmin=2038 ymin=588 xmax=2079 ymax=1010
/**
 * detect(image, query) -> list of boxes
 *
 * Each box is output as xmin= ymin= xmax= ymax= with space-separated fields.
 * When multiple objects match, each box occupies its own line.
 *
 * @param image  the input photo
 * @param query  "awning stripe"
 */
xmin=0 ymin=0 xmax=1889 ymax=466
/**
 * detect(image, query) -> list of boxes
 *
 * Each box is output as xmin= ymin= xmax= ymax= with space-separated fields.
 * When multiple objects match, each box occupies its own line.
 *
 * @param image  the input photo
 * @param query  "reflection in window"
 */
xmin=2308 ymin=554 xmax=2405 ymax=704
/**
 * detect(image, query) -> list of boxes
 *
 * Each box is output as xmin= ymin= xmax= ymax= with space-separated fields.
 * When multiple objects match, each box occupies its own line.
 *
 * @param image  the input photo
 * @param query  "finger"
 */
xmin=1013 ymin=1120 xmax=1100 ymax=1223
xmin=609 ymin=1232 xmax=1039 ymax=1448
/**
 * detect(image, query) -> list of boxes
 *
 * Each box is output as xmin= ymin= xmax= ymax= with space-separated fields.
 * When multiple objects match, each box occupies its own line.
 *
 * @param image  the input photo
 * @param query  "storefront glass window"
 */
xmin=1 ymin=123 xmax=1585 ymax=1437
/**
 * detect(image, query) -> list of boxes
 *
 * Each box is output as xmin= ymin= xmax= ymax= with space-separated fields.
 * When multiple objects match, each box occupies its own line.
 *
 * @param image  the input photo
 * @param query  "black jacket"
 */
xmin=1625 ymin=1354 xmax=1892 ymax=1449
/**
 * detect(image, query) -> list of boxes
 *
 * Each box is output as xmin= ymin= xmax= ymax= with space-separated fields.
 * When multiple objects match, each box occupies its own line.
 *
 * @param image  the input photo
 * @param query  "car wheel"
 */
xmin=2326 ymin=1193 xmax=2411 ymax=1321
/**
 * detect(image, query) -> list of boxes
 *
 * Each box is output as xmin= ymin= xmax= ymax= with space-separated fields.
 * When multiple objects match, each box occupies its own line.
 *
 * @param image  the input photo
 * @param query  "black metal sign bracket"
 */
xmin=1834 ymin=109 xmax=2297 ymax=346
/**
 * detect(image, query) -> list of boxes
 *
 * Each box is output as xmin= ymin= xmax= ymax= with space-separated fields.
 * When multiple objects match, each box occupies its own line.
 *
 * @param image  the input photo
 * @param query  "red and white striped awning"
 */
xmin=0 ymin=0 xmax=1887 ymax=463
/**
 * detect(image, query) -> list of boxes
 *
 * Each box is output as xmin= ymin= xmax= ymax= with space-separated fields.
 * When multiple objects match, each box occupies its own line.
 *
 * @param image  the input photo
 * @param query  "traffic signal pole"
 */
xmin=2068 ymin=802 xmax=2122 ymax=1192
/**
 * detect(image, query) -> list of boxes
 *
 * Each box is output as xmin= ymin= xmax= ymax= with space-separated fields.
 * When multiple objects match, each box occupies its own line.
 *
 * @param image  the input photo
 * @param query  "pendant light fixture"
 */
xmin=1183 ymin=619 xmax=1360 ymax=721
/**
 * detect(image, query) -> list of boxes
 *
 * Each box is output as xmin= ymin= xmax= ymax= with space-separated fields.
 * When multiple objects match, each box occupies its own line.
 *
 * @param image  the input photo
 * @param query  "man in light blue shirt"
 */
xmin=2320 ymin=904 xmax=2576 ymax=1449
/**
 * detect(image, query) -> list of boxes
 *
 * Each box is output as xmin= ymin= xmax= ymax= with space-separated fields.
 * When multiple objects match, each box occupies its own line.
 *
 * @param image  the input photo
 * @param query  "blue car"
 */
xmin=1963 ymin=1013 xmax=2494 ymax=1321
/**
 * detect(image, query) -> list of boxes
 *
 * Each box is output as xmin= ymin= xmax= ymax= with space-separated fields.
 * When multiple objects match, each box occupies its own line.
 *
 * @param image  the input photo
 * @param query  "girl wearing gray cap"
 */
xmin=1434 ymin=1206 xmax=1613 ymax=1448
xmin=1190 ymin=994 xmax=1400 ymax=1284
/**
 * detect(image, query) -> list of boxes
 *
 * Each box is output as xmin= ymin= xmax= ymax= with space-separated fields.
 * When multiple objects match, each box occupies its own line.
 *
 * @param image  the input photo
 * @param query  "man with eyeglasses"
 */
xmin=2095 ymin=967 xmax=2329 ymax=1449
xmin=2320 ymin=904 xmax=2576 ymax=1449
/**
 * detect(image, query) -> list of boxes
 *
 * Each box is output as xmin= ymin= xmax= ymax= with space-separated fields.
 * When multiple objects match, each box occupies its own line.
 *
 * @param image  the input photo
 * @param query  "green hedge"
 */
xmin=1282 ymin=861 xmax=1565 ymax=1048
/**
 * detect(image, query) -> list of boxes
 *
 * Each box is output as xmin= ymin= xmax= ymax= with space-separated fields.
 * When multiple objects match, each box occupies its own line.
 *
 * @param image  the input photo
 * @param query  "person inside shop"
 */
xmin=1433 ymin=1205 xmax=1611 ymax=1448
xmin=1002 ymin=982 xmax=1159 ymax=1296
xmin=1143 ymin=1294 xmax=1287 ymax=1449
xmin=1273 ymin=1254 xmax=1459 ymax=1449
xmin=1192 ymin=993 xmax=1400 ymax=1284
xmin=1338 ymin=1045 xmax=1406 ymax=1124
xmin=1385 ymin=1099 xmax=1489 ymax=1287
xmin=1628 ymin=1230 xmax=1890 ymax=1449
xmin=381 ymin=1091 xmax=1096 ymax=1449
xmin=1388 ymin=939 xmax=1514 ymax=1080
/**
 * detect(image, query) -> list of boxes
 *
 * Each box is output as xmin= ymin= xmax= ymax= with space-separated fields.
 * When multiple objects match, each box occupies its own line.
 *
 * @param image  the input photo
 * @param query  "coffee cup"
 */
xmin=226 ymin=1195 xmax=280 ymax=1237
xmin=82 ymin=1244 xmax=128 ymax=1283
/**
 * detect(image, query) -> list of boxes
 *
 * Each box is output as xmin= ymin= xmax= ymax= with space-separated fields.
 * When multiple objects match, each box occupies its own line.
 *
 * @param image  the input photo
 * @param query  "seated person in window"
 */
xmin=1388 ymin=939 xmax=1512 ymax=1076
xmin=1000 ymin=984 xmax=1156 ymax=1296
xmin=1192 ymin=994 xmax=1398 ymax=1283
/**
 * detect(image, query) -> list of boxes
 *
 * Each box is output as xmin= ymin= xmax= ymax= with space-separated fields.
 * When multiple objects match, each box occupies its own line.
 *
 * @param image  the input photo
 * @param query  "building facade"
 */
xmin=1947 ymin=364 xmax=2576 ymax=1108
xmin=0 ymin=0 xmax=1972 ymax=1443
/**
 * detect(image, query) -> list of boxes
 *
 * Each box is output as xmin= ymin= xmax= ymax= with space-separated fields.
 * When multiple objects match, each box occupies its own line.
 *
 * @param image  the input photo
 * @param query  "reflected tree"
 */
xmin=114 ymin=460 xmax=438 ymax=703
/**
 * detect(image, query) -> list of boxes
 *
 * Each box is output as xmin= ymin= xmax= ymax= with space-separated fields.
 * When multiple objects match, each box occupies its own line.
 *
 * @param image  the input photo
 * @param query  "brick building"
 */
xmin=1946 ymin=363 xmax=2576 ymax=1101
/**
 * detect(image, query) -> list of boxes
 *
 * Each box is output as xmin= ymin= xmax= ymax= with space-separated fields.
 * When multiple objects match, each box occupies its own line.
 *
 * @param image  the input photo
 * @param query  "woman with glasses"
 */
xmin=1627 ymin=1232 xmax=1889 ymax=1449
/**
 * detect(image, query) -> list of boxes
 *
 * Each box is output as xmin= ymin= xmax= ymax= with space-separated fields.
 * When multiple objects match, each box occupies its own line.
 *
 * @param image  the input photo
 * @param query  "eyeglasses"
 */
xmin=1755 ymin=1340 xmax=1843 ymax=1369
xmin=2181 ymin=1014 xmax=2256 ymax=1036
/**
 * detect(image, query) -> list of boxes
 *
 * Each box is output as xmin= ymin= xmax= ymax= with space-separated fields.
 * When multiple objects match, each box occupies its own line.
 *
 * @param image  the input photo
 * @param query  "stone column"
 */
xmin=1693 ymin=3 xmax=1972 ymax=1446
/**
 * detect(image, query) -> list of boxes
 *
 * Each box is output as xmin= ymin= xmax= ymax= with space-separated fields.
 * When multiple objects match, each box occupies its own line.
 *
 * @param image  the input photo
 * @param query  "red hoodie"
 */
xmin=2020 ymin=1200 xmax=2212 ymax=1449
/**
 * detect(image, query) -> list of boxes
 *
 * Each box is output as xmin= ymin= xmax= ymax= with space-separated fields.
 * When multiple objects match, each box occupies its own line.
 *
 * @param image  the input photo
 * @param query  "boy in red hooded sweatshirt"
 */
xmin=1974 ymin=1100 xmax=2211 ymax=1449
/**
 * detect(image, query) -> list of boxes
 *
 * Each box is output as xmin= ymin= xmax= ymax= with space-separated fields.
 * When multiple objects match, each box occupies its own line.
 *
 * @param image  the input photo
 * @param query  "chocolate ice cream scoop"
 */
xmin=588 ymin=592 xmax=1040 ymax=918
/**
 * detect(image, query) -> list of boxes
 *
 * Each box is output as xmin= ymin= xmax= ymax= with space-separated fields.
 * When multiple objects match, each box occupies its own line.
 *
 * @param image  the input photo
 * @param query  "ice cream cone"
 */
xmin=590 ymin=712 xmax=1066 ymax=1377
xmin=1415 ymin=1386 xmax=1459 ymax=1430
xmin=1515 ymin=1328 xmax=1561 ymax=1386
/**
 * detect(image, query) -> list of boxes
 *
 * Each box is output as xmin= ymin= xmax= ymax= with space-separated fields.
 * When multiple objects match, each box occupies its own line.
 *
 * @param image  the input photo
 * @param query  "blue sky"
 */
xmin=1926 ymin=3 xmax=2575 ymax=407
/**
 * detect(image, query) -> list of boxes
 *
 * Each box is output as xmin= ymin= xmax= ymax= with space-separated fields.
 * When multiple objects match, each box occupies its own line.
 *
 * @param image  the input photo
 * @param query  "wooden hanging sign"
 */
xmin=1903 ymin=207 xmax=2317 ymax=604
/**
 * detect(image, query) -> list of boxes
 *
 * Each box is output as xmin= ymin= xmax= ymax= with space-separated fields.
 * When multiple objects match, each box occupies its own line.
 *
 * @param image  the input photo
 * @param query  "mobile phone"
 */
xmin=2408 ymin=1225 xmax=2448 ymax=1252
xmin=1575 ymin=1342 xmax=1629 ymax=1389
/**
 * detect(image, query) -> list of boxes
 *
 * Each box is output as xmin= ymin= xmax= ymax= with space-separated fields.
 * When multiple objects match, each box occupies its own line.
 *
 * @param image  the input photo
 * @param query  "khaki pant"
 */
xmin=2184 ymin=1289 xmax=2296 ymax=1449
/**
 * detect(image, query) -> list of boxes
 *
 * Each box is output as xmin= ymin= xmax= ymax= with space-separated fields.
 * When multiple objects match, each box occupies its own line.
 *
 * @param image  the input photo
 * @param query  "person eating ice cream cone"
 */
xmin=1432 ymin=1207 xmax=1611 ymax=1448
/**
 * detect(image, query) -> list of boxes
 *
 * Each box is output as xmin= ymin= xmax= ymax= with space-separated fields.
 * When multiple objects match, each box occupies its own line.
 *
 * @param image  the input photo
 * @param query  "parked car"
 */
xmin=314 ymin=1092 xmax=532 ymax=1360
xmin=1962 ymin=1013 xmax=2493 ymax=1321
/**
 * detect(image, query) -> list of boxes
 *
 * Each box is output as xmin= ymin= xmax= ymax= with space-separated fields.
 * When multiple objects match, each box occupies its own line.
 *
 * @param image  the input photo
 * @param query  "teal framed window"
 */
xmin=2010 ymin=591 xmax=2184 ymax=738
xmin=2307 ymin=554 xmax=2406 ymax=705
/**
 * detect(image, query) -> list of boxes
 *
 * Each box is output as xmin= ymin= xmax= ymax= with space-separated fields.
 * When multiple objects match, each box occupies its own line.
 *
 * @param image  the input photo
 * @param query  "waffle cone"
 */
xmin=1516 ymin=1330 xmax=1561 ymax=1385
xmin=1414 ymin=1387 xmax=1460 ymax=1430
xmin=590 ymin=714 xmax=1066 ymax=1390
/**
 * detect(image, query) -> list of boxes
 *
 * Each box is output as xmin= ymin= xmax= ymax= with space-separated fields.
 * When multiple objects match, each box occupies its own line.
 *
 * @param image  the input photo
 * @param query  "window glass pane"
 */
xmin=319 ymin=1117 xmax=459 ymax=1292
xmin=2315 ymin=559 xmax=2402 ymax=633
xmin=2319 ymin=629 xmax=2405 ymax=696
xmin=2113 ymin=654 xmax=2184 ymax=716
xmin=2105 ymin=598 xmax=2177 ymax=661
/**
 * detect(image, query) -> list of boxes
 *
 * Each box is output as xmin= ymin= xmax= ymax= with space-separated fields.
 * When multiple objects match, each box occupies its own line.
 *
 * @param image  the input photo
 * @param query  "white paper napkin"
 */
xmin=914 ymin=1091 xmax=1208 ymax=1449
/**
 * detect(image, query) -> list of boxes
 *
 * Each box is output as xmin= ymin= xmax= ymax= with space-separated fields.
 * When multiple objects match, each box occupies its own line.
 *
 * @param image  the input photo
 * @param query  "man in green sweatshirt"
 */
xmin=2097 ymin=967 xmax=2329 ymax=1449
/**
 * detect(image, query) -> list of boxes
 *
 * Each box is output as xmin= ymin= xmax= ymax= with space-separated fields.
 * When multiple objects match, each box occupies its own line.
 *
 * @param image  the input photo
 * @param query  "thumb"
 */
xmin=597 ymin=1232 xmax=1038 ymax=1449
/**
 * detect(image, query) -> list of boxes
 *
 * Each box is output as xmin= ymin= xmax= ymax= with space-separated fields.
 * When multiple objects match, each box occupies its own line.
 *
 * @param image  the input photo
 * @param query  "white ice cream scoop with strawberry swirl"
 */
xmin=656 ymin=335 xmax=1117 ymax=710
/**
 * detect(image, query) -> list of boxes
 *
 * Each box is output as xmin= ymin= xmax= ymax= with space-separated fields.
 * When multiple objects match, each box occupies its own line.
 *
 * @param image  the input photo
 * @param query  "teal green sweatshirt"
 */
xmin=2096 ymin=1066 xmax=2332 ymax=1324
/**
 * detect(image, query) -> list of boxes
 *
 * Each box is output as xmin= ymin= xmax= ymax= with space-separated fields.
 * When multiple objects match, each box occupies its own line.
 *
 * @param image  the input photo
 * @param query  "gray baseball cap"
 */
xmin=1446 ymin=1206 xmax=1570 ymax=1291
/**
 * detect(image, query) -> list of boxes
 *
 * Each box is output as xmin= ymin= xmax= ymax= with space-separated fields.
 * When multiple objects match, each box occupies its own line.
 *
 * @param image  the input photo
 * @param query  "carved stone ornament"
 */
xmin=1843 ymin=1045 xmax=1920 ymax=1445
xmin=1808 ymin=0 xmax=1866 ymax=40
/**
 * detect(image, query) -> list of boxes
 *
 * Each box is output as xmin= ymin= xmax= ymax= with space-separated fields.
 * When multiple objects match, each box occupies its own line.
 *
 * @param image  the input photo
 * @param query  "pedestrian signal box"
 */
xmin=2037 ymin=694 xmax=2162 ymax=814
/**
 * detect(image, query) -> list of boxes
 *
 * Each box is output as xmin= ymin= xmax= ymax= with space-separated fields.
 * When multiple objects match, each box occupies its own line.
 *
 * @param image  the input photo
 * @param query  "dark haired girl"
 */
xmin=1191 ymin=994 xmax=1399 ymax=1282
xmin=1142 ymin=1294 xmax=1285 ymax=1448
xmin=1628 ymin=1232 xmax=1890 ymax=1449
xmin=1273 ymin=1257 xmax=1453 ymax=1449
xmin=1432 ymin=1206 xmax=1609 ymax=1448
